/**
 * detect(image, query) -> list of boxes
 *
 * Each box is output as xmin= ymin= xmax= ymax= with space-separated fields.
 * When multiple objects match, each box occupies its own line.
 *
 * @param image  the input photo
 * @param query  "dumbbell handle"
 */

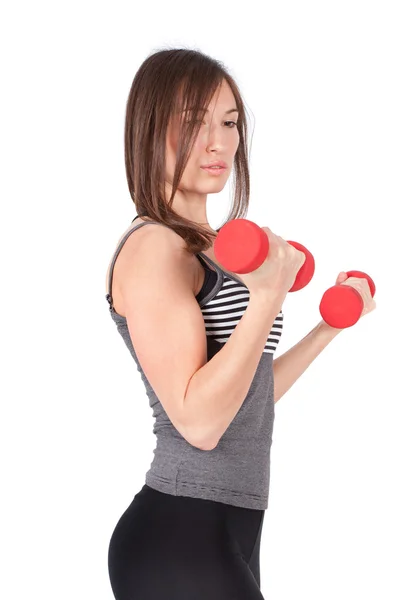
xmin=214 ymin=218 xmax=315 ymax=292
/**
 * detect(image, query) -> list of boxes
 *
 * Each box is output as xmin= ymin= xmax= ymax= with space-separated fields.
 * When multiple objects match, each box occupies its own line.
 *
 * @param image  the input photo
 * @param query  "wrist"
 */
xmin=317 ymin=319 xmax=344 ymax=338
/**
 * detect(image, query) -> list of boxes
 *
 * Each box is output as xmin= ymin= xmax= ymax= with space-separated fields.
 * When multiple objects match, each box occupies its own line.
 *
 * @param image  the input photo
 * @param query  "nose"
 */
xmin=204 ymin=122 xmax=229 ymax=151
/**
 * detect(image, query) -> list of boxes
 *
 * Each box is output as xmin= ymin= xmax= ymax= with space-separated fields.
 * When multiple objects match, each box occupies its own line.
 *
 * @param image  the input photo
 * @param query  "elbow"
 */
xmin=185 ymin=427 xmax=218 ymax=452
xmin=194 ymin=438 xmax=218 ymax=451
xmin=178 ymin=408 xmax=218 ymax=451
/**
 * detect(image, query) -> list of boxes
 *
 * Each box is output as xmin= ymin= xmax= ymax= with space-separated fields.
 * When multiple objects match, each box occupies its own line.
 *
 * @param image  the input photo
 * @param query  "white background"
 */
xmin=1 ymin=1 xmax=399 ymax=599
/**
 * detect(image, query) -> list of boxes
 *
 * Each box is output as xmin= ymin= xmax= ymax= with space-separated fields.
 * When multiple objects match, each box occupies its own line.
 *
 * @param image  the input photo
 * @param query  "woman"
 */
xmin=105 ymin=47 xmax=303 ymax=600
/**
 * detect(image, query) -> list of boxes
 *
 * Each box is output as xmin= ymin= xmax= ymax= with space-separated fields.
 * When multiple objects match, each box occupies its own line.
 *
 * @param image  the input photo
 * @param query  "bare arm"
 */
xmin=182 ymin=292 xmax=282 ymax=450
xmin=273 ymin=320 xmax=342 ymax=403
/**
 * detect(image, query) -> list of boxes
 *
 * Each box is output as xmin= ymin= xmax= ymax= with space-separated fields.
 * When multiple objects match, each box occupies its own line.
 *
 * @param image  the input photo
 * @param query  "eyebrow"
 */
xmin=181 ymin=108 xmax=239 ymax=114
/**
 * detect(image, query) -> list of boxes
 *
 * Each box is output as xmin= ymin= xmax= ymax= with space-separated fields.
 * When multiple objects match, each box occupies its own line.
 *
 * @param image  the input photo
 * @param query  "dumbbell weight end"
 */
xmin=214 ymin=219 xmax=315 ymax=292
xmin=319 ymin=270 xmax=376 ymax=329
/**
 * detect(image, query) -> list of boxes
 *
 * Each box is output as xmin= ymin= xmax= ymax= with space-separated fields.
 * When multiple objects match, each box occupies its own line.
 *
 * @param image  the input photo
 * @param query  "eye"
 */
xmin=184 ymin=119 xmax=238 ymax=128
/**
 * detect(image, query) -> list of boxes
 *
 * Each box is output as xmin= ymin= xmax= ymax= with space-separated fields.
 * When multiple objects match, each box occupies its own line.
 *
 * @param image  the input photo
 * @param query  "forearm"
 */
xmin=273 ymin=320 xmax=343 ymax=403
xmin=183 ymin=292 xmax=282 ymax=449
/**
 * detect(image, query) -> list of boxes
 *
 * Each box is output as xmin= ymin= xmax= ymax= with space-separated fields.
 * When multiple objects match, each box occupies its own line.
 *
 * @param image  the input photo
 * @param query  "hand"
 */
xmin=335 ymin=271 xmax=377 ymax=320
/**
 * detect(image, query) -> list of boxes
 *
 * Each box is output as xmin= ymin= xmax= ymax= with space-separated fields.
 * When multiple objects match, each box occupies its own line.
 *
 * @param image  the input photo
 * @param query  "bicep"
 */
xmin=121 ymin=230 xmax=207 ymax=446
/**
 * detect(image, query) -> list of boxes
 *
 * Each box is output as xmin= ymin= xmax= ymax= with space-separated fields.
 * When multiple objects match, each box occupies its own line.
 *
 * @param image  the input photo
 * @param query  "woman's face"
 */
xmin=164 ymin=79 xmax=240 ymax=196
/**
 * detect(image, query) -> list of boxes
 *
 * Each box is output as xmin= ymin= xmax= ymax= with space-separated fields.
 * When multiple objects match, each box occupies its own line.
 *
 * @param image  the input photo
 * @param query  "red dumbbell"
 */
xmin=214 ymin=218 xmax=315 ymax=292
xmin=319 ymin=270 xmax=376 ymax=329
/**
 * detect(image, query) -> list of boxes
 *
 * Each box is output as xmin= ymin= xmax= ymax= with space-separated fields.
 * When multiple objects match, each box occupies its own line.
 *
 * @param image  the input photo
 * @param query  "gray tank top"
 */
xmin=105 ymin=218 xmax=284 ymax=509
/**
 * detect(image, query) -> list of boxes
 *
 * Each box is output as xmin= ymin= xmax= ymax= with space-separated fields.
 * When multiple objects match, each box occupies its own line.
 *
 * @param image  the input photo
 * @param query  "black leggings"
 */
xmin=108 ymin=483 xmax=266 ymax=599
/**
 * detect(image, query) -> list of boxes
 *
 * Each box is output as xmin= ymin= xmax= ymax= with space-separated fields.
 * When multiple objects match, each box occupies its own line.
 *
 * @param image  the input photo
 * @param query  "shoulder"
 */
xmin=123 ymin=222 xmax=193 ymax=262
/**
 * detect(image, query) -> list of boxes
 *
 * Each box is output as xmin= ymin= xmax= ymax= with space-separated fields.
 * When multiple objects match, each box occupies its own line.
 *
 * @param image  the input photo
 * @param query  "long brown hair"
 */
xmin=124 ymin=47 xmax=252 ymax=255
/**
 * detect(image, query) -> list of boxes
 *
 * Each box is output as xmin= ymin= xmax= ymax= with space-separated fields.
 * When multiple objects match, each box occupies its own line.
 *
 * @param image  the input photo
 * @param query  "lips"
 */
xmin=201 ymin=165 xmax=227 ymax=176
xmin=201 ymin=166 xmax=226 ymax=170
xmin=201 ymin=160 xmax=228 ymax=168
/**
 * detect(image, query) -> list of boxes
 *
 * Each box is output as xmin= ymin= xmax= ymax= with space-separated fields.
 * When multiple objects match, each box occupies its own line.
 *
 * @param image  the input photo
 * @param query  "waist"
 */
xmin=145 ymin=434 xmax=274 ymax=510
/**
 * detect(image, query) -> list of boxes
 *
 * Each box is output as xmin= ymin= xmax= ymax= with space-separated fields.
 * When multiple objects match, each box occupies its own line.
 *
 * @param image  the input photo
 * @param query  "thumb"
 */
xmin=336 ymin=271 xmax=348 ymax=284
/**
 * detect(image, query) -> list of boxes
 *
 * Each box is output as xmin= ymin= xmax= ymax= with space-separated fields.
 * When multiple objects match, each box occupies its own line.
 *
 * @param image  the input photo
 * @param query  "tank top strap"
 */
xmin=105 ymin=218 xmax=164 ymax=311
xmin=196 ymin=253 xmax=214 ymax=271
